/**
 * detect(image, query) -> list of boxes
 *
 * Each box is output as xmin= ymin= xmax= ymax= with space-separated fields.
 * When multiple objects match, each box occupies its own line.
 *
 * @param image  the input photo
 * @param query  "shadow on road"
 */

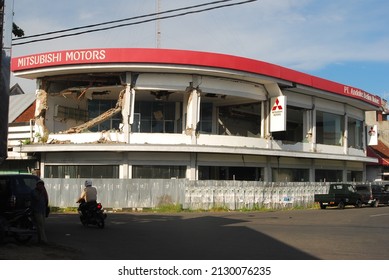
xmin=44 ymin=213 xmax=317 ymax=260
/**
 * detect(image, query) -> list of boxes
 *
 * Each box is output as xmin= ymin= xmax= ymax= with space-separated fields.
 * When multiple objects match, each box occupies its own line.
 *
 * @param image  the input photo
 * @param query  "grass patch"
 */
xmin=209 ymin=205 xmax=230 ymax=212
xmin=49 ymin=206 xmax=78 ymax=213
xmin=48 ymin=203 xmax=320 ymax=214
xmin=153 ymin=203 xmax=183 ymax=213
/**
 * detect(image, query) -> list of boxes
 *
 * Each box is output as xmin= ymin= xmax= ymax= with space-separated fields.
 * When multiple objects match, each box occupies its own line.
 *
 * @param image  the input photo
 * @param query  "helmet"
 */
xmin=84 ymin=180 xmax=92 ymax=187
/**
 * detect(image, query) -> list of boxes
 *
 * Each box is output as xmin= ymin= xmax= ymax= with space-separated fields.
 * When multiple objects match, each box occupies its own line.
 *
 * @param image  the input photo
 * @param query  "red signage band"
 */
xmin=11 ymin=48 xmax=381 ymax=107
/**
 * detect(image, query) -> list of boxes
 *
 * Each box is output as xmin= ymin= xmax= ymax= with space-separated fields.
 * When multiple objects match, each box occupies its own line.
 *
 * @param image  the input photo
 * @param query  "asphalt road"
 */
xmin=2 ymin=206 xmax=389 ymax=260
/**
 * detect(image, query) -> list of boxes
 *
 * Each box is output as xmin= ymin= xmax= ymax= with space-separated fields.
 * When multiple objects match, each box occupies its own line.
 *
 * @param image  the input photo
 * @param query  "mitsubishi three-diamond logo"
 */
xmin=272 ymin=98 xmax=283 ymax=111
xmin=270 ymin=96 xmax=286 ymax=132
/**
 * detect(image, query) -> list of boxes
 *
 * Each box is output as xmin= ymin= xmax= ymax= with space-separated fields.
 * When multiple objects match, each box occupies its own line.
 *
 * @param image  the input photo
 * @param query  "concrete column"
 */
xmin=309 ymin=159 xmax=315 ymax=182
xmin=187 ymin=153 xmax=197 ymax=180
xmin=342 ymin=161 xmax=347 ymax=182
xmin=362 ymin=120 xmax=367 ymax=156
xmin=122 ymin=84 xmax=132 ymax=143
xmin=124 ymin=73 xmax=137 ymax=142
xmin=261 ymin=101 xmax=265 ymax=138
xmin=311 ymin=105 xmax=317 ymax=152
xmin=34 ymin=89 xmax=49 ymax=143
xmin=186 ymin=87 xmax=201 ymax=144
xmin=39 ymin=153 xmax=46 ymax=178
xmin=304 ymin=109 xmax=313 ymax=144
xmin=343 ymin=114 xmax=348 ymax=154
xmin=264 ymin=156 xmax=271 ymax=182
xmin=120 ymin=153 xmax=129 ymax=179
xmin=334 ymin=115 xmax=342 ymax=146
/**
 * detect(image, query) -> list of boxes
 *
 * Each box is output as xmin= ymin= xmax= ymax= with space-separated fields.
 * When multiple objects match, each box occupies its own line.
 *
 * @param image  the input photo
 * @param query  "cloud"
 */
xmin=10 ymin=0 xmax=389 ymax=95
xmin=12 ymin=1 xmax=389 ymax=61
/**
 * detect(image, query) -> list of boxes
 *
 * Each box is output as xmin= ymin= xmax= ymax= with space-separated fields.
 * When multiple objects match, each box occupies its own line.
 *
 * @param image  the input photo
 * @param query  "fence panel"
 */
xmin=43 ymin=178 xmax=332 ymax=210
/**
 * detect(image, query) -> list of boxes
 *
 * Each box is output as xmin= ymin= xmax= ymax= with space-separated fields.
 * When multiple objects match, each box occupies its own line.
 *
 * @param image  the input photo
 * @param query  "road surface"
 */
xmin=1 ymin=206 xmax=388 ymax=260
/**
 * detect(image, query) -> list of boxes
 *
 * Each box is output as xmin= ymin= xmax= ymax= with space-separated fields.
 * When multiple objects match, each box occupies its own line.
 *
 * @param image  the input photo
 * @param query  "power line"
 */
xmin=12 ymin=0 xmax=257 ymax=46
xmin=13 ymin=0 xmax=236 ymax=42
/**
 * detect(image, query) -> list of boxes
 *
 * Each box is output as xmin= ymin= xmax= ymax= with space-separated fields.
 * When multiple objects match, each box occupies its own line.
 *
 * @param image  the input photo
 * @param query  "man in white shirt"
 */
xmin=77 ymin=180 xmax=98 ymax=216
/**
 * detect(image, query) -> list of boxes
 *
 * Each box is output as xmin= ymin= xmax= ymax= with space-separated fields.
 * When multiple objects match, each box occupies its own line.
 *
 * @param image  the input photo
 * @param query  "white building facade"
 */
xmin=11 ymin=48 xmax=381 ymax=182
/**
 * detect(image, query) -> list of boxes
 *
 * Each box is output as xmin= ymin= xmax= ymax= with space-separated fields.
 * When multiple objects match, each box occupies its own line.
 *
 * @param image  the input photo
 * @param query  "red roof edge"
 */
xmin=367 ymin=140 xmax=389 ymax=166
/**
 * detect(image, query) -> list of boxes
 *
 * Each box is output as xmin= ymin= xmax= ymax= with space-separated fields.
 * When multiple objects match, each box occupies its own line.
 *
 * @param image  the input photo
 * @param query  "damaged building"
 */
xmin=10 ymin=48 xmax=381 ymax=181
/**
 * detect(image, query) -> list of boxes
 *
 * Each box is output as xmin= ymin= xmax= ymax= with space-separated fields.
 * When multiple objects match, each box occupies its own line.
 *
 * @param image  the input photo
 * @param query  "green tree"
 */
xmin=12 ymin=22 xmax=24 ymax=37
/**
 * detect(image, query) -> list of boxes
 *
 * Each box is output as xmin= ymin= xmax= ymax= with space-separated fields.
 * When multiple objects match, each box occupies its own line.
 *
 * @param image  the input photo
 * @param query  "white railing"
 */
xmin=7 ymin=121 xmax=34 ymax=159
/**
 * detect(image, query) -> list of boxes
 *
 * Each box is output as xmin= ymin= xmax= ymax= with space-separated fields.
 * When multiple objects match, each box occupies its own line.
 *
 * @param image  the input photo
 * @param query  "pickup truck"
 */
xmin=314 ymin=183 xmax=363 ymax=209
xmin=355 ymin=184 xmax=389 ymax=207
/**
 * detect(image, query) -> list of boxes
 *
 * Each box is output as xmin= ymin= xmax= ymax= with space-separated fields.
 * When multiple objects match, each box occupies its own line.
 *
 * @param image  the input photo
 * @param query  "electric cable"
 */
xmin=13 ymin=0 xmax=238 ymax=41
xmin=12 ymin=0 xmax=257 ymax=46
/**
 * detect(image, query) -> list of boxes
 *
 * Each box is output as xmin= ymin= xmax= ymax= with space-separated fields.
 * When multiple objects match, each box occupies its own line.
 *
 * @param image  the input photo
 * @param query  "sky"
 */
xmin=9 ymin=0 xmax=389 ymax=100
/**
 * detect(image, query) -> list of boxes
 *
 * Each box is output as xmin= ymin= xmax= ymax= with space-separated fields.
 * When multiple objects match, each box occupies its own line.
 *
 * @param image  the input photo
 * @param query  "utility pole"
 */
xmin=155 ymin=0 xmax=161 ymax=48
xmin=0 ymin=0 xmax=13 ymax=164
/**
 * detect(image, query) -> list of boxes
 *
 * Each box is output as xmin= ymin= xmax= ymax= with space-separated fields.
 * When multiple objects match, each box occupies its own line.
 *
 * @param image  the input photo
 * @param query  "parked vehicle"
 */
xmin=0 ymin=206 xmax=35 ymax=244
xmin=355 ymin=184 xmax=389 ymax=207
xmin=0 ymin=174 xmax=40 ymax=243
xmin=0 ymin=174 xmax=41 ymax=212
xmin=314 ymin=183 xmax=363 ymax=209
xmin=77 ymin=199 xmax=107 ymax=228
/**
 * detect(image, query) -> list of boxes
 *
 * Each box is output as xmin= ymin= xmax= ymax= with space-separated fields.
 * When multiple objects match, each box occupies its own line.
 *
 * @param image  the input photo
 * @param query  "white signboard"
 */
xmin=367 ymin=124 xmax=378 ymax=146
xmin=270 ymin=96 xmax=287 ymax=132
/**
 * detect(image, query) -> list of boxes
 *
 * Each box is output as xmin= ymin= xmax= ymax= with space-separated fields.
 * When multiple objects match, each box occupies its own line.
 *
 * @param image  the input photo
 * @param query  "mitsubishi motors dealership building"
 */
xmin=11 ymin=48 xmax=381 ymax=182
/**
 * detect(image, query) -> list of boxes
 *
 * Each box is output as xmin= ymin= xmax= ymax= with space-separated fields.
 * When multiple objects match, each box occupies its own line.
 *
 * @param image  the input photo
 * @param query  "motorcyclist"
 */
xmin=76 ymin=180 xmax=97 ymax=217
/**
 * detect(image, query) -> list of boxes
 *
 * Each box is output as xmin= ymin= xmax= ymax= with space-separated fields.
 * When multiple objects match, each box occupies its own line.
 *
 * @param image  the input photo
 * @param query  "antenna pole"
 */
xmin=155 ymin=0 xmax=161 ymax=48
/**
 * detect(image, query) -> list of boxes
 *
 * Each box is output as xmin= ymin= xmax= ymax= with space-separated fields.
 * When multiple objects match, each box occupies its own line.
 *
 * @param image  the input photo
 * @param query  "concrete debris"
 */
xmin=60 ymin=89 xmax=125 ymax=134
xmin=34 ymin=89 xmax=49 ymax=139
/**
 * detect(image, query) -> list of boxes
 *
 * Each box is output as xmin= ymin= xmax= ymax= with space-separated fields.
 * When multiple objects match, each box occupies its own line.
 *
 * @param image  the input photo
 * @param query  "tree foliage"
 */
xmin=12 ymin=22 xmax=24 ymax=37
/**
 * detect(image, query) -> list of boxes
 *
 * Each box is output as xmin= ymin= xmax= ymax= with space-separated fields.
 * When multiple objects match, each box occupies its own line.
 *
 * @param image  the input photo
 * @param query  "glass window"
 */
xmin=272 ymin=168 xmax=309 ymax=182
xmin=132 ymin=165 xmax=186 ymax=179
xmin=347 ymin=170 xmax=363 ymax=182
xmin=272 ymin=106 xmax=304 ymax=143
xmin=198 ymin=166 xmax=263 ymax=181
xmin=88 ymin=100 xmax=122 ymax=132
xmin=315 ymin=169 xmax=342 ymax=182
xmin=347 ymin=117 xmax=363 ymax=149
xmin=44 ymin=165 xmax=119 ymax=178
xmin=134 ymin=101 xmax=182 ymax=133
xmin=316 ymin=111 xmax=343 ymax=146
xmin=0 ymin=160 xmax=37 ymax=174
xmin=218 ymin=103 xmax=261 ymax=137
xmin=198 ymin=103 xmax=213 ymax=133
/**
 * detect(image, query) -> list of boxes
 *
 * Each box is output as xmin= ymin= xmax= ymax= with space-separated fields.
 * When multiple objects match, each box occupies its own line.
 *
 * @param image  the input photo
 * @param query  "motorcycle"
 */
xmin=0 ymin=207 xmax=36 ymax=244
xmin=77 ymin=199 xmax=107 ymax=229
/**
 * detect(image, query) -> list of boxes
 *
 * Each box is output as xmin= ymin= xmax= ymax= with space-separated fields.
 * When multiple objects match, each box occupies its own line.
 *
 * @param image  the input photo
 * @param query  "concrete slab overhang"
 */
xmin=14 ymin=143 xmax=378 ymax=164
